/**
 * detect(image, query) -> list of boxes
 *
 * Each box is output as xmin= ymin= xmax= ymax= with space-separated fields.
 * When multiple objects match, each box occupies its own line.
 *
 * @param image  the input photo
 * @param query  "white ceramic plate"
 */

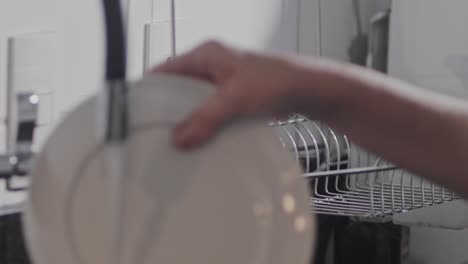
xmin=23 ymin=74 xmax=315 ymax=264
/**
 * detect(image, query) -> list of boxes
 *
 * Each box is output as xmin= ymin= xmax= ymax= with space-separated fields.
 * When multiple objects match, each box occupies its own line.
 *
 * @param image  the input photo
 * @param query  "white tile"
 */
xmin=389 ymin=0 xmax=468 ymax=78
xmin=6 ymin=31 xmax=57 ymax=154
xmin=8 ymin=31 xmax=57 ymax=68
xmin=174 ymin=19 xmax=198 ymax=55
xmin=7 ymin=31 xmax=58 ymax=94
xmin=298 ymin=0 xmax=320 ymax=56
xmin=0 ymin=88 xmax=6 ymax=123
xmin=144 ymin=22 xmax=172 ymax=70
xmin=0 ymin=125 xmax=5 ymax=153
xmin=10 ymin=68 xmax=56 ymax=94
xmin=37 ymin=93 xmax=54 ymax=126
xmin=152 ymin=0 xmax=172 ymax=22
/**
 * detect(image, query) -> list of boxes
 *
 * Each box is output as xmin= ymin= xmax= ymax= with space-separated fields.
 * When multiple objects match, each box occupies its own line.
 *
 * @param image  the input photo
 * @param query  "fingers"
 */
xmin=173 ymin=91 xmax=239 ymax=149
xmin=152 ymin=41 xmax=235 ymax=82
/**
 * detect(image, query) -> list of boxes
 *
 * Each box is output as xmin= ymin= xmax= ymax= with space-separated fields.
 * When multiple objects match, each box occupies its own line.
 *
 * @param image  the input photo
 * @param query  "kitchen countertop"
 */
xmin=0 ymin=180 xmax=26 ymax=217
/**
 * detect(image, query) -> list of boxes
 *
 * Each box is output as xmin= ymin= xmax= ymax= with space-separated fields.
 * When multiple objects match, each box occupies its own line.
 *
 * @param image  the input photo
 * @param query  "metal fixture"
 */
xmin=271 ymin=116 xmax=459 ymax=218
xmin=0 ymin=93 xmax=38 ymax=191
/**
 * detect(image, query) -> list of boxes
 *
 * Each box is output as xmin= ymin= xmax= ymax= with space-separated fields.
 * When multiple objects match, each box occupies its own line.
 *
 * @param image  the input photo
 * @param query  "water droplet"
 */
xmin=294 ymin=216 xmax=308 ymax=232
xmin=282 ymin=194 xmax=296 ymax=214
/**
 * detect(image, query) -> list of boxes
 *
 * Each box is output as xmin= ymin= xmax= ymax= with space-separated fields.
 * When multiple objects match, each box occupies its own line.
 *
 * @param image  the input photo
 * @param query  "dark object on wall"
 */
xmin=334 ymin=221 xmax=407 ymax=264
xmin=0 ymin=213 xmax=31 ymax=264
xmin=348 ymin=0 xmax=369 ymax=66
xmin=367 ymin=9 xmax=391 ymax=73
xmin=348 ymin=34 xmax=369 ymax=66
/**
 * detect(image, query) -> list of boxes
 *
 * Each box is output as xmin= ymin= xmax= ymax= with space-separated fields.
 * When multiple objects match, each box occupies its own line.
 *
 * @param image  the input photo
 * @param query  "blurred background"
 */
xmin=2 ymin=0 xmax=468 ymax=263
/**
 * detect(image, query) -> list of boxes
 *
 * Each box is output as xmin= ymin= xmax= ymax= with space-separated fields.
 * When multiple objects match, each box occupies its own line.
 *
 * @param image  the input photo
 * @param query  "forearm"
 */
xmin=298 ymin=61 xmax=468 ymax=196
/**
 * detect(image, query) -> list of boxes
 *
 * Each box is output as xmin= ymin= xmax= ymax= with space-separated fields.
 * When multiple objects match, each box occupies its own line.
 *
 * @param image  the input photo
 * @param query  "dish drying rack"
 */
xmin=0 ymin=95 xmax=461 ymax=220
xmin=271 ymin=115 xmax=460 ymax=219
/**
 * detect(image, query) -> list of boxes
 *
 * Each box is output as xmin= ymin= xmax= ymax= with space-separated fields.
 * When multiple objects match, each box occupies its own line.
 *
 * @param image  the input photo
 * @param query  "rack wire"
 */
xmin=0 ymin=109 xmax=461 ymax=219
xmin=271 ymin=116 xmax=460 ymax=218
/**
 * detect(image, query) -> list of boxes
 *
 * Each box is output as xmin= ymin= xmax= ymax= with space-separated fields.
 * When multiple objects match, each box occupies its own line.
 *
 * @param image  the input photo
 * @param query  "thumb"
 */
xmin=173 ymin=92 xmax=239 ymax=149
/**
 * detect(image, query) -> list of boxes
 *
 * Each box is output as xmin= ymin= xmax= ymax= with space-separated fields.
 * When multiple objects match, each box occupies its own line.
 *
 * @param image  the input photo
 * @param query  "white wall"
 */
xmin=299 ymin=0 xmax=377 ymax=60
xmin=0 ymin=0 xmax=303 ymax=151
xmin=7 ymin=1 xmax=466 ymax=263
xmin=127 ymin=0 xmax=295 ymax=79
xmin=0 ymin=0 xmax=104 ymax=210
xmin=388 ymin=0 xmax=468 ymax=263
xmin=0 ymin=0 xmax=380 ymax=161
xmin=0 ymin=0 xmax=385 ymax=220
xmin=388 ymin=0 xmax=468 ymax=98
xmin=0 ymin=0 xmax=105 ymax=146
xmin=0 ymin=0 xmax=299 ymax=212
xmin=410 ymin=227 xmax=468 ymax=264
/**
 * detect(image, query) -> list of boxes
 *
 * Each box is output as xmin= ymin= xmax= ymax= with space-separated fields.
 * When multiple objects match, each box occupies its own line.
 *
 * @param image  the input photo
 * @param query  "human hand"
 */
xmin=151 ymin=41 xmax=305 ymax=149
xmin=152 ymin=41 xmax=337 ymax=149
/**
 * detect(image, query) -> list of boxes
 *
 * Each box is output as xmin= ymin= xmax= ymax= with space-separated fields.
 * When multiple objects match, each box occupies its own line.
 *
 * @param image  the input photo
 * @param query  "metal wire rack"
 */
xmin=271 ymin=116 xmax=460 ymax=218
xmin=0 ymin=100 xmax=461 ymax=219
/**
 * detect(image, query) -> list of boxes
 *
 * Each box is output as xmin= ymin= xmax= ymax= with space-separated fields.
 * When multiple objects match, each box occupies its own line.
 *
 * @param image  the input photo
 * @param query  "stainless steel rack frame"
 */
xmin=271 ymin=116 xmax=460 ymax=218
xmin=0 ymin=101 xmax=460 ymax=220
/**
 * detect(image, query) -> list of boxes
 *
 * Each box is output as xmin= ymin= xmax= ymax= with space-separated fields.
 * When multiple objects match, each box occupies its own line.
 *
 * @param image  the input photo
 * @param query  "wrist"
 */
xmin=285 ymin=57 xmax=356 ymax=122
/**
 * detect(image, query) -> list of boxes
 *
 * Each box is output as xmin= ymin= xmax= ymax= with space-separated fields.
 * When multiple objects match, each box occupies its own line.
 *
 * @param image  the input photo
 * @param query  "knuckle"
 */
xmin=198 ymin=40 xmax=230 ymax=58
xmin=193 ymin=40 xmax=223 ymax=57
xmin=195 ymin=111 xmax=219 ymax=132
xmin=202 ymin=40 xmax=224 ymax=50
